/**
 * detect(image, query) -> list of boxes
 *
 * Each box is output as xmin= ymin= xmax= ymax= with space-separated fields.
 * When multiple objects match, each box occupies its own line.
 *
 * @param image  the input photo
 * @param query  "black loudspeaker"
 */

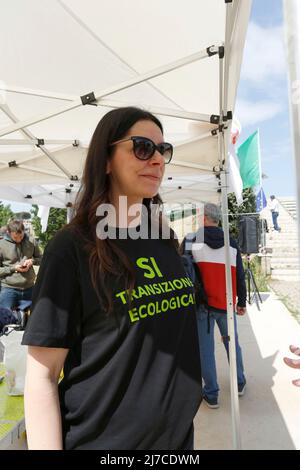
xmin=238 ymin=215 xmax=260 ymax=254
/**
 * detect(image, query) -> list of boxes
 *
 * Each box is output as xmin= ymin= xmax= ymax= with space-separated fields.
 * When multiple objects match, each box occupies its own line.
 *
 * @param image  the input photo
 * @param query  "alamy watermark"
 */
xmin=95 ymin=196 xmax=205 ymax=244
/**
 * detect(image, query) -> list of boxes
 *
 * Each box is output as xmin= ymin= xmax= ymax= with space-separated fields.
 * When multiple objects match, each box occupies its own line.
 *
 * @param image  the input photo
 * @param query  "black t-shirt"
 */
xmin=22 ymin=227 xmax=202 ymax=450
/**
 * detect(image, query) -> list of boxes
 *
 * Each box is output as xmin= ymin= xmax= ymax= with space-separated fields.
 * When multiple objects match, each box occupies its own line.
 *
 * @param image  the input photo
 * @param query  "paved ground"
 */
xmin=269 ymin=280 xmax=300 ymax=322
xmin=194 ymin=291 xmax=300 ymax=450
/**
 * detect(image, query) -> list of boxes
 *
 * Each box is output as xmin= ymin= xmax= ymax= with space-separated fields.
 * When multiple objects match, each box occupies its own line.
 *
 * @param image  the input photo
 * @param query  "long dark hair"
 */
xmin=69 ymin=106 xmax=178 ymax=314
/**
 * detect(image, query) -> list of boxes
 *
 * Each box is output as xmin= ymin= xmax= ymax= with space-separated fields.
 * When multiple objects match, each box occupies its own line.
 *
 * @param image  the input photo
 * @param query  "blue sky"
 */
xmin=235 ymin=0 xmax=295 ymax=198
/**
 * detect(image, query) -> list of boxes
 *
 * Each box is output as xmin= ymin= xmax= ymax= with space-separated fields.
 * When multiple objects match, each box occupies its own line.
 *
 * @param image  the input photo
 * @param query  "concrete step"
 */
xmin=271 ymin=268 xmax=300 ymax=281
xmin=266 ymin=221 xmax=297 ymax=225
xmin=271 ymin=268 xmax=300 ymax=276
xmin=270 ymin=249 xmax=299 ymax=256
xmin=267 ymin=239 xmax=298 ymax=243
xmin=267 ymin=223 xmax=298 ymax=227
xmin=271 ymin=262 xmax=300 ymax=269
xmin=271 ymin=226 xmax=298 ymax=229
xmin=266 ymin=231 xmax=299 ymax=240
xmin=267 ymin=221 xmax=297 ymax=225
xmin=267 ymin=241 xmax=299 ymax=245
xmin=269 ymin=241 xmax=299 ymax=247
xmin=271 ymin=275 xmax=300 ymax=281
xmin=266 ymin=229 xmax=298 ymax=233
xmin=267 ymin=244 xmax=299 ymax=249
xmin=267 ymin=246 xmax=299 ymax=251
xmin=271 ymin=257 xmax=300 ymax=264
xmin=266 ymin=237 xmax=299 ymax=242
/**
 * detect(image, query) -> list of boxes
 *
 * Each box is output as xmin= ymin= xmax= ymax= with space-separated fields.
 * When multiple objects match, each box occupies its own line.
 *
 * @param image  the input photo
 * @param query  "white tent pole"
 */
xmin=223 ymin=1 xmax=233 ymax=117
xmin=257 ymin=128 xmax=264 ymax=211
xmin=20 ymin=187 xmax=75 ymax=199
xmin=171 ymin=161 xmax=215 ymax=172
xmin=7 ymin=164 xmax=69 ymax=178
xmin=283 ymin=0 xmax=300 ymax=256
xmin=0 ymin=101 xmax=82 ymax=138
xmin=174 ymin=130 xmax=219 ymax=146
xmin=219 ymin=44 xmax=224 ymax=123
xmin=0 ymin=103 xmax=35 ymax=146
xmin=0 ymin=104 xmax=74 ymax=179
xmin=0 ymin=91 xmax=216 ymax=125
xmin=0 ymin=46 xmax=221 ymax=138
xmin=220 ymin=137 xmax=242 ymax=451
xmin=0 ymin=138 xmax=78 ymax=146
xmin=67 ymin=207 xmax=74 ymax=223
xmin=161 ymin=186 xmax=218 ymax=199
xmin=0 ymin=85 xmax=76 ymax=102
xmin=0 ymin=163 xmax=65 ymax=178
xmin=0 ymin=151 xmax=69 ymax=177
xmin=220 ymin=0 xmax=242 ymax=450
xmin=97 ymin=99 xmax=214 ymax=123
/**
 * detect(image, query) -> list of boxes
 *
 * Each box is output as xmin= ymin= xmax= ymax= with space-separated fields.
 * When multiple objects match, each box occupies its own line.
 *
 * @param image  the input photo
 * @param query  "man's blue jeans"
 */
xmin=0 ymin=287 xmax=33 ymax=310
xmin=271 ymin=211 xmax=280 ymax=231
xmin=196 ymin=306 xmax=246 ymax=400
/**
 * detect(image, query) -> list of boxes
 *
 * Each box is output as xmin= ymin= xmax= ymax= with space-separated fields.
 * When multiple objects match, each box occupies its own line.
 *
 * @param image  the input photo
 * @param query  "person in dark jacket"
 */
xmin=0 ymin=219 xmax=42 ymax=309
xmin=192 ymin=203 xmax=247 ymax=409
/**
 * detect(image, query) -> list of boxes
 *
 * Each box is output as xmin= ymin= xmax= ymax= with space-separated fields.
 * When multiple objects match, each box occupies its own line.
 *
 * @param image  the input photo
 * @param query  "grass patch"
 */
xmin=243 ymin=256 xmax=270 ymax=293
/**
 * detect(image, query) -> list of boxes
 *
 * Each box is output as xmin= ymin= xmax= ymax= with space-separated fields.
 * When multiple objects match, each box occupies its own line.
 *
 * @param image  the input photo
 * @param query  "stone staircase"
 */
xmin=279 ymin=197 xmax=298 ymax=220
xmin=262 ymin=197 xmax=300 ymax=281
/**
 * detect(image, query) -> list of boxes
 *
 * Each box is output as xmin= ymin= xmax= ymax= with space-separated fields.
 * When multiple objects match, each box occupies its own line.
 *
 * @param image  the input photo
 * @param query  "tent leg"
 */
xmin=67 ymin=207 xmax=74 ymax=223
xmin=220 ymin=160 xmax=242 ymax=450
xmin=219 ymin=0 xmax=242 ymax=450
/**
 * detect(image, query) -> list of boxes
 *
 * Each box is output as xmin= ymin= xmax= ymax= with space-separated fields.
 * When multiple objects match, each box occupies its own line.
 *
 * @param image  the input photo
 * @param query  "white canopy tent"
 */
xmin=0 ymin=0 xmax=252 ymax=448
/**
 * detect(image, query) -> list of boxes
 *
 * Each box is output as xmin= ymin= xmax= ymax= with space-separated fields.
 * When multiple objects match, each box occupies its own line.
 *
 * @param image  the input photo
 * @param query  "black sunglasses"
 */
xmin=110 ymin=136 xmax=173 ymax=164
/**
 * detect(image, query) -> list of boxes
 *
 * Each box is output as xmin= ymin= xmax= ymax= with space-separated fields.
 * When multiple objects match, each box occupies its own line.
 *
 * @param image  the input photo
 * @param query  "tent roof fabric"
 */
xmin=0 ymin=0 xmax=251 ymax=208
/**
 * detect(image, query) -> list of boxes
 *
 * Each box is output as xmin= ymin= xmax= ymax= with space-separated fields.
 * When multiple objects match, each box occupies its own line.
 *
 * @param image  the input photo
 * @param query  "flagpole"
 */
xmin=257 ymin=129 xmax=263 ymax=212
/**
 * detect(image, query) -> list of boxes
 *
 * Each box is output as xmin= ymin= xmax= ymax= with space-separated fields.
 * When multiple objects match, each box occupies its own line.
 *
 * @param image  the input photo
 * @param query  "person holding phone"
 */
xmin=0 ymin=219 xmax=42 ymax=309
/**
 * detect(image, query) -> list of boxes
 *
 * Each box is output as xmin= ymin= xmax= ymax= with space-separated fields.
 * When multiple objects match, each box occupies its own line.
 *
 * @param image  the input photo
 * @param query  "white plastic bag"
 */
xmin=0 ymin=328 xmax=27 ymax=395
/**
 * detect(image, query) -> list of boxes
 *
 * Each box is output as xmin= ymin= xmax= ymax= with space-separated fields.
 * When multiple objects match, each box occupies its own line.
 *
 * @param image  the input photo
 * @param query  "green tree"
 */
xmin=31 ymin=205 xmax=67 ymax=249
xmin=0 ymin=201 xmax=14 ymax=228
xmin=227 ymin=188 xmax=256 ymax=239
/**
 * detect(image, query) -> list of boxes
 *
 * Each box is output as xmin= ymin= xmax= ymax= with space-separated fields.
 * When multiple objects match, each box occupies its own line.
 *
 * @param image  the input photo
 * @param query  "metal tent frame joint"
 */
xmin=223 ymin=111 xmax=233 ymax=122
xmin=36 ymin=138 xmax=45 ymax=147
xmin=80 ymin=92 xmax=97 ymax=105
xmin=8 ymin=160 xmax=17 ymax=168
xmin=206 ymin=45 xmax=219 ymax=57
xmin=218 ymin=46 xmax=225 ymax=59
xmin=210 ymin=114 xmax=220 ymax=124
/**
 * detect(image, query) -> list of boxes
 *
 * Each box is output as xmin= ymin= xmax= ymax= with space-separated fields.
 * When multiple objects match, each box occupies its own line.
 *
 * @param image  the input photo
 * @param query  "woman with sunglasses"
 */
xmin=22 ymin=107 xmax=202 ymax=450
